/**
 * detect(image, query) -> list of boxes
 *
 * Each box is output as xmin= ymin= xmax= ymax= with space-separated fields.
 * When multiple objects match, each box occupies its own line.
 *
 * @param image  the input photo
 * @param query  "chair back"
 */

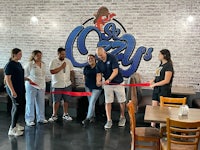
xmin=127 ymin=100 xmax=136 ymax=135
xmin=127 ymin=100 xmax=136 ymax=150
xmin=166 ymin=118 xmax=200 ymax=150
xmin=160 ymin=96 xmax=186 ymax=108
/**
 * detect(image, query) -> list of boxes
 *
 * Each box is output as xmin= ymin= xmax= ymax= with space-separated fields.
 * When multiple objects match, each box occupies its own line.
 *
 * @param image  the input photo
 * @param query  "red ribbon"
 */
xmin=29 ymin=81 xmax=149 ymax=97
xmin=51 ymin=91 xmax=92 ymax=97
xmin=108 ymin=82 xmax=150 ymax=87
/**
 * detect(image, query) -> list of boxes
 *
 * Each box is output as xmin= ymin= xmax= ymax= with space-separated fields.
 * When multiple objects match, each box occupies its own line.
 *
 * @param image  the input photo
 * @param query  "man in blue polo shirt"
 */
xmin=96 ymin=47 xmax=126 ymax=129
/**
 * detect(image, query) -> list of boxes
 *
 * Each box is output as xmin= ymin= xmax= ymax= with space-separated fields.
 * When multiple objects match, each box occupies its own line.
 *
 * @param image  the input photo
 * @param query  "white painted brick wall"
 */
xmin=0 ymin=0 xmax=199 ymax=91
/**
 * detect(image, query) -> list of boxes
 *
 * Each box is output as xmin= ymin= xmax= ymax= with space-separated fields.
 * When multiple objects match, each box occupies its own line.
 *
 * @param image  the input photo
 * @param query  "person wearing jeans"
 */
xmin=24 ymin=50 xmax=48 ymax=126
xmin=82 ymin=54 xmax=102 ymax=127
xmin=4 ymin=48 xmax=25 ymax=136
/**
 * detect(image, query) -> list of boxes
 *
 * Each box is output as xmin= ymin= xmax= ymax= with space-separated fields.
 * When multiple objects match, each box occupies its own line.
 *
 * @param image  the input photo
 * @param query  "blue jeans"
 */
xmin=25 ymin=82 xmax=46 ymax=123
xmin=85 ymin=87 xmax=102 ymax=119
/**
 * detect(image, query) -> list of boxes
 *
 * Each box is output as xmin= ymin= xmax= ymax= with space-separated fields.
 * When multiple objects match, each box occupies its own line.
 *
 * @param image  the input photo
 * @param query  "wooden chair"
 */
xmin=160 ymin=96 xmax=187 ymax=137
xmin=160 ymin=96 xmax=187 ymax=108
xmin=127 ymin=101 xmax=160 ymax=150
xmin=160 ymin=118 xmax=200 ymax=150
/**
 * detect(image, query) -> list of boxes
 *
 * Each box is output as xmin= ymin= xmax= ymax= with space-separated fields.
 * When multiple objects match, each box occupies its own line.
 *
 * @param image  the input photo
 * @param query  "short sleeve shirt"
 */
xmin=154 ymin=62 xmax=174 ymax=92
xmin=83 ymin=65 xmax=101 ymax=90
xmin=4 ymin=61 xmax=25 ymax=95
xmin=24 ymin=61 xmax=46 ymax=89
xmin=49 ymin=58 xmax=73 ymax=88
xmin=96 ymin=53 xmax=123 ymax=84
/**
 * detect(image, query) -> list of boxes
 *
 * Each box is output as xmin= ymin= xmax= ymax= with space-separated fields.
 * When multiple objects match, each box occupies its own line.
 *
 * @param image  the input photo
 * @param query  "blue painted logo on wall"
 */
xmin=65 ymin=22 xmax=153 ymax=78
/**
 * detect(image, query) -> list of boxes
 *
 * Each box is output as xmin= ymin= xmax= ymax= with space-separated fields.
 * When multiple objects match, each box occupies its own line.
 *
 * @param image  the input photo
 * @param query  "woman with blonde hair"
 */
xmin=24 ymin=50 xmax=48 ymax=126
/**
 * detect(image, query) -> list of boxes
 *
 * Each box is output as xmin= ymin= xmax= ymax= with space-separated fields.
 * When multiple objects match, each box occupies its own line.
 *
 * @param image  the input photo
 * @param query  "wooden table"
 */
xmin=144 ymin=105 xmax=200 ymax=123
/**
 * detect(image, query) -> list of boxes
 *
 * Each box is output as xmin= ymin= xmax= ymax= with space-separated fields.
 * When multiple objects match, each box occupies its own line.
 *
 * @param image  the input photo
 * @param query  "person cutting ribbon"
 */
xmin=96 ymin=47 xmax=126 ymax=129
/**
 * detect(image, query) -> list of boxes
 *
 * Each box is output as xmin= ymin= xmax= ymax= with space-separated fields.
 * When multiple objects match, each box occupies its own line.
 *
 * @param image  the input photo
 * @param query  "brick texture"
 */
xmin=0 ymin=0 xmax=199 ymax=91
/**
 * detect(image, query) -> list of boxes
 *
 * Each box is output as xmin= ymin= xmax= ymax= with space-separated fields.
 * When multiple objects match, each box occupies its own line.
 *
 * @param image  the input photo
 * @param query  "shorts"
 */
xmin=52 ymin=85 xmax=72 ymax=103
xmin=103 ymin=84 xmax=126 ymax=104
xmin=152 ymin=87 xmax=171 ymax=102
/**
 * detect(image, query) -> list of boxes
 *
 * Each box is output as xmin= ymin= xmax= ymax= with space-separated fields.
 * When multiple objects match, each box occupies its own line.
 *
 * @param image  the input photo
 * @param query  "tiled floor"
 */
xmin=0 ymin=111 xmax=131 ymax=150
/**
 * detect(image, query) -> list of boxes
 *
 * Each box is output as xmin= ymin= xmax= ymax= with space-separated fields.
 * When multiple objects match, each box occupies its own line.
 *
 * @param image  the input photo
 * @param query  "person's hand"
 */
xmin=61 ymin=62 xmax=66 ymax=69
xmin=150 ymin=84 xmax=156 ymax=88
xmin=149 ymin=79 xmax=154 ymax=85
xmin=11 ymin=90 xmax=17 ymax=98
xmin=28 ymin=79 xmax=33 ymax=83
xmin=104 ymin=80 xmax=110 ymax=85
xmin=96 ymin=81 xmax=102 ymax=87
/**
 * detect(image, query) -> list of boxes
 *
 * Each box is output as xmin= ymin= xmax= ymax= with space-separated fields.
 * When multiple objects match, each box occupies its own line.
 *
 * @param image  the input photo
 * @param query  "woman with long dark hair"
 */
xmin=150 ymin=49 xmax=174 ymax=127
xmin=4 ymin=48 xmax=25 ymax=136
xmin=82 ymin=54 xmax=102 ymax=127
xmin=24 ymin=50 xmax=47 ymax=126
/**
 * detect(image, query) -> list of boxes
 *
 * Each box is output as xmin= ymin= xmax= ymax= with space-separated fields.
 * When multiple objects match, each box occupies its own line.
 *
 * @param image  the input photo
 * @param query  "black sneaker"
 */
xmin=82 ymin=119 xmax=90 ymax=127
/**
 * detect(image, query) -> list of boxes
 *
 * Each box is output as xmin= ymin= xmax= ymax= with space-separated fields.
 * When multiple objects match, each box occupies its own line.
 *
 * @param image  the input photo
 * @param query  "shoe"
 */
xmin=8 ymin=127 xmax=23 ymax=136
xmin=48 ymin=115 xmax=58 ymax=122
xmin=62 ymin=114 xmax=73 ymax=121
xmin=82 ymin=119 xmax=90 ymax=127
xmin=16 ymin=124 xmax=24 ymax=131
xmin=26 ymin=122 xmax=35 ymax=126
xmin=104 ymin=120 xmax=113 ymax=129
xmin=90 ymin=117 xmax=95 ymax=123
xmin=118 ymin=117 xmax=126 ymax=127
xmin=38 ymin=119 xmax=48 ymax=124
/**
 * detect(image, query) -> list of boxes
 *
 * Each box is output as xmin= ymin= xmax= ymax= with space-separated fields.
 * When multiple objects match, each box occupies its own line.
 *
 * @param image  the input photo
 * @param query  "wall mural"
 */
xmin=65 ymin=6 xmax=153 ymax=78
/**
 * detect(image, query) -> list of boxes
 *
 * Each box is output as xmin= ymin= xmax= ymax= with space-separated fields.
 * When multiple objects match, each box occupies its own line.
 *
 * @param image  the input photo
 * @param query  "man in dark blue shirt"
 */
xmin=96 ymin=47 xmax=126 ymax=129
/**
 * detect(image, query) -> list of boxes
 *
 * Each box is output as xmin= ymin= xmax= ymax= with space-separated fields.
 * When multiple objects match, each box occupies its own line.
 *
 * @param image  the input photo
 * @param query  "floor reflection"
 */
xmin=25 ymin=125 xmax=45 ymax=150
xmin=9 ymin=136 xmax=18 ymax=150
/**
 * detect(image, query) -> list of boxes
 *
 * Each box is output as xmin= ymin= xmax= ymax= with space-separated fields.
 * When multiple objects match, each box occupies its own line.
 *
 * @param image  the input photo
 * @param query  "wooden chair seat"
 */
xmin=127 ymin=100 xmax=160 ymax=150
xmin=135 ymin=127 xmax=160 ymax=138
xmin=160 ymin=138 xmax=197 ymax=150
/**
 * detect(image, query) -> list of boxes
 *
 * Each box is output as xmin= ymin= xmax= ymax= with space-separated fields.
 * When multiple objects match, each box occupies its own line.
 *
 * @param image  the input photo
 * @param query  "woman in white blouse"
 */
xmin=24 ymin=50 xmax=48 ymax=126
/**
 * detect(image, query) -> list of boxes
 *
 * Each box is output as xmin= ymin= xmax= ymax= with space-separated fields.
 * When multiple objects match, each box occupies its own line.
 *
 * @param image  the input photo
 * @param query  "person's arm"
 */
xmin=149 ymin=79 xmax=155 ymax=85
xmin=150 ymin=71 xmax=173 ymax=88
xmin=105 ymin=68 xmax=118 ymax=84
xmin=50 ymin=62 xmax=66 ymax=74
xmin=5 ymin=75 xmax=17 ymax=98
xmin=24 ymin=63 xmax=32 ymax=82
xmin=105 ymin=55 xmax=119 ymax=84
xmin=96 ymin=73 xmax=102 ymax=87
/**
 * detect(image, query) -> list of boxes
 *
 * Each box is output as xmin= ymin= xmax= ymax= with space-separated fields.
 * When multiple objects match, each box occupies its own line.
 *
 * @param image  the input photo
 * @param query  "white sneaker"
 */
xmin=8 ymin=127 xmax=23 ymax=136
xmin=39 ymin=119 xmax=48 ymax=124
xmin=16 ymin=124 xmax=24 ymax=131
xmin=26 ymin=122 xmax=35 ymax=126
xmin=104 ymin=120 xmax=113 ymax=129
xmin=118 ymin=117 xmax=126 ymax=127
xmin=48 ymin=115 xmax=58 ymax=122
xmin=62 ymin=114 xmax=73 ymax=121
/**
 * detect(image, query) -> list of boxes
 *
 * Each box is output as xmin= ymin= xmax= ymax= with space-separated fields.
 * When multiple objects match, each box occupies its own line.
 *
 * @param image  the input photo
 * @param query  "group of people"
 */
xmin=4 ymin=46 xmax=174 ymax=136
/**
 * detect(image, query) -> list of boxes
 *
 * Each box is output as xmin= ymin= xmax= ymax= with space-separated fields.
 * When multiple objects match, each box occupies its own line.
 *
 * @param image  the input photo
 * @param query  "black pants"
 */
xmin=6 ymin=87 xmax=21 ymax=129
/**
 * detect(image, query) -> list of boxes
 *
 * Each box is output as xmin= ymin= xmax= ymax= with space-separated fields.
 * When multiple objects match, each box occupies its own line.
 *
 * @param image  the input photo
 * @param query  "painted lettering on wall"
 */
xmin=65 ymin=7 xmax=153 ymax=78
